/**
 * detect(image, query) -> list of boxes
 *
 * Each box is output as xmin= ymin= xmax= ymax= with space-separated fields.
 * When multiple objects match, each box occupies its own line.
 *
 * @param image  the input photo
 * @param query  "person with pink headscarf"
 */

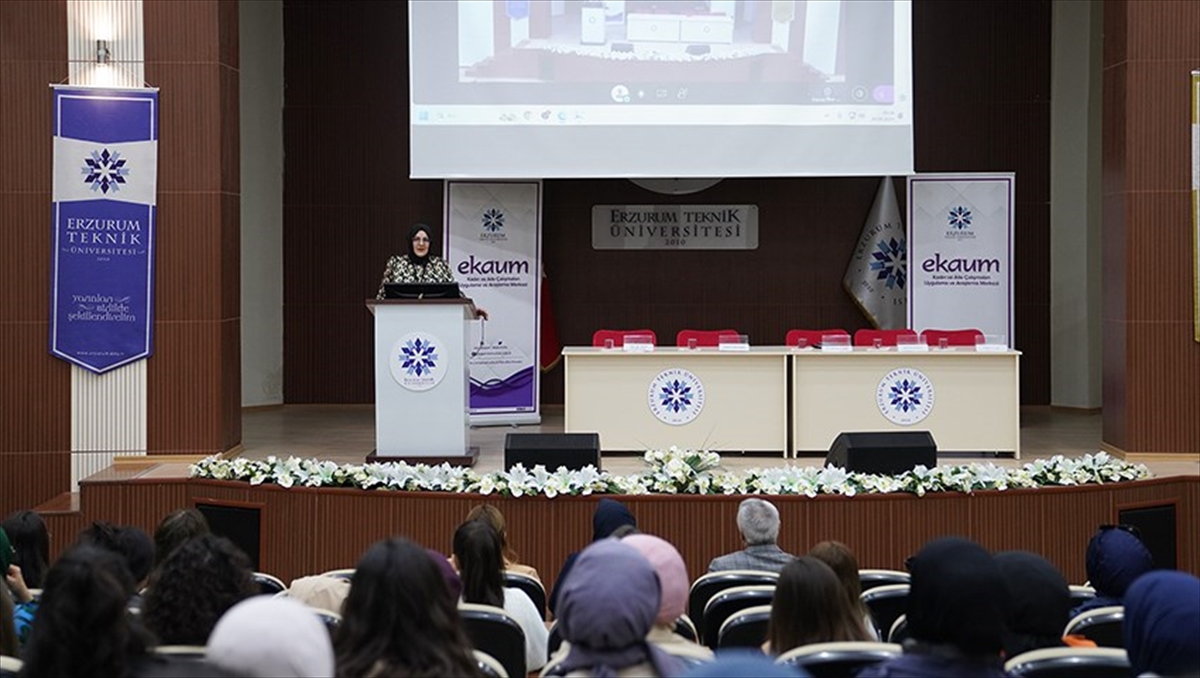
xmin=623 ymin=534 xmax=713 ymax=662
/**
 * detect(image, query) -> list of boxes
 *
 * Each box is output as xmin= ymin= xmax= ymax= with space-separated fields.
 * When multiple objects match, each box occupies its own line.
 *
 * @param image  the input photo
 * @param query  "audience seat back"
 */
xmin=716 ymin=604 xmax=772 ymax=649
xmin=1004 ymin=646 xmax=1130 ymax=678
xmin=858 ymin=569 xmax=910 ymax=593
xmin=1063 ymin=606 xmax=1124 ymax=648
xmin=460 ymin=603 xmax=526 ymax=678
xmin=702 ymin=585 xmax=776 ymax=648
xmin=503 ymin=571 xmax=547 ymax=621
xmin=776 ymin=641 xmax=903 ymax=678
xmin=688 ymin=570 xmax=779 ymax=633
xmin=860 ymin=583 xmax=910 ymax=640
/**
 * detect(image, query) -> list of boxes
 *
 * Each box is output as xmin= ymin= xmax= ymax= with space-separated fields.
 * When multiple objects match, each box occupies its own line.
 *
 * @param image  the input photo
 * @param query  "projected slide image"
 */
xmin=440 ymin=0 xmax=896 ymax=104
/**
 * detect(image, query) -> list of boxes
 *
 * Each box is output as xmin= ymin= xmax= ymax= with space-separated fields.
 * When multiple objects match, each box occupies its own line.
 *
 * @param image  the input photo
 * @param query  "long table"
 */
xmin=563 ymin=346 xmax=1021 ymax=457
xmin=791 ymin=348 xmax=1021 ymax=457
xmin=563 ymin=347 xmax=789 ymax=453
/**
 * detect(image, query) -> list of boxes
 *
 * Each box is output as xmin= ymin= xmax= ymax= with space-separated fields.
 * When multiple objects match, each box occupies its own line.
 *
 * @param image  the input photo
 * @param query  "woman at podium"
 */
xmin=376 ymin=223 xmax=487 ymax=319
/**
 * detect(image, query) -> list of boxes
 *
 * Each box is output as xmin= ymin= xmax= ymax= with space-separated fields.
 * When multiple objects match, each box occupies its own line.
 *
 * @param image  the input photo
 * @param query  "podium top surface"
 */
xmin=365 ymin=298 xmax=477 ymax=316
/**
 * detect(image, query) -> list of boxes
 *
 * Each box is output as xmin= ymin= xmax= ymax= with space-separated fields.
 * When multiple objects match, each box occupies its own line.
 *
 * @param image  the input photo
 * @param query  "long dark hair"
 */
xmin=453 ymin=520 xmax=505 ymax=608
xmin=18 ymin=545 xmax=151 ymax=677
xmin=143 ymin=534 xmax=256 ymax=645
xmin=153 ymin=508 xmax=210 ymax=566
xmin=808 ymin=540 xmax=870 ymax=620
xmin=2 ymin=511 xmax=51 ymax=589
xmin=768 ymin=556 xmax=873 ymax=654
xmin=334 ymin=538 xmax=479 ymax=678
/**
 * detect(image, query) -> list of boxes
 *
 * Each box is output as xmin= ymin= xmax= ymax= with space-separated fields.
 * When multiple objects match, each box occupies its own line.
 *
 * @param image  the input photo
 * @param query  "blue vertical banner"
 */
xmin=50 ymin=86 xmax=158 ymax=373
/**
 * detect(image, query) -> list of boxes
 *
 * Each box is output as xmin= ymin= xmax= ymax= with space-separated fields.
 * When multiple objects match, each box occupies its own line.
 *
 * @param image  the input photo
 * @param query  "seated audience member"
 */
xmin=459 ymin=503 xmax=541 ymax=581
xmin=2 ymin=526 xmax=38 ymax=649
xmin=766 ymin=555 xmax=873 ymax=655
xmin=426 ymin=548 xmax=464 ymax=601
xmin=1 ymin=577 xmax=16 ymax=657
xmin=153 ymin=508 xmax=211 ymax=566
xmin=994 ymin=551 xmax=1074 ymax=657
xmin=18 ymin=545 xmax=155 ymax=676
xmin=143 ymin=534 xmax=257 ymax=646
xmin=207 ymin=596 xmax=335 ymax=677
xmin=3 ymin=511 xmax=50 ymax=590
xmin=623 ymin=533 xmax=714 ymax=660
xmin=681 ymin=649 xmax=807 ymax=677
xmin=1122 ymin=570 xmax=1200 ymax=677
xmin=808 ymin=540 xmax=877 ymax=640
xmin=549 ymin=498 xmax=638 ymax=615
xmin=549 ymin=539 xmax=683 ymax=677
xmin=453 ymin=520 xmax=548 ymax=672
xmin=75 ymin=521 xmax=156 ymax=605
xmin=334 ymin=538 xmax=480 ymax=677
xmin=708 ymin=498 xmax=795 ymax=573
xmin=287 ymin=575 xmax=350 ymax=615
xmin=1070 ymin=524 xmax=1155 ymax=617
xmin=858 ymin=537 xmax=1008 ymax=678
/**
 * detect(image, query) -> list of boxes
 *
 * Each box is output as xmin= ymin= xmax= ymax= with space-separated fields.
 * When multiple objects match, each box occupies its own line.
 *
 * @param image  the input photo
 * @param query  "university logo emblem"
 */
xmin=648 ymin=368 xmax=705 ymax=425
xmin=876 ymin=367 xmax=935 ymax=425
xmin=390 ymin=332 xmax=446 ymax=392
xmin=82 ymin=148 xmax=130 ymax=194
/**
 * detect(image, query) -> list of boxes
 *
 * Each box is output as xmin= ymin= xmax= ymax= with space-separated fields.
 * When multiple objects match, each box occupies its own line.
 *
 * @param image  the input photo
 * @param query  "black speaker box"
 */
xmin=505 ymin=433 xmax=601 ymax=472
xmin=826 ymin=431 xmax=937 ymax=475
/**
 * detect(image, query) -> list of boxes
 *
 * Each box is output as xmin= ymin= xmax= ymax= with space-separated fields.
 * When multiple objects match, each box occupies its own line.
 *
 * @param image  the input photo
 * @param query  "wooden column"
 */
xmin=1102 ymin=1 xmax=1200 ymax=455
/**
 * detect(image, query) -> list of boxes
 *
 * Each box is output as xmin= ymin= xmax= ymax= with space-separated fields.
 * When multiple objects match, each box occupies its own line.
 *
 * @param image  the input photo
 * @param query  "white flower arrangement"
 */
xmin=188 ymin=449 xmax=1151 ymax=498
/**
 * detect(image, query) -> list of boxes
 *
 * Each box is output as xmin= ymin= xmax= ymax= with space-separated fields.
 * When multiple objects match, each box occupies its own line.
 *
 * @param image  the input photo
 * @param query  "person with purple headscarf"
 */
xmin=1070 ymin=524 xmax=1155 ymax=617
xmin=1122 ymin=570 xmax=1200 ymax=677
xmin=546 ymin=539 xmax=684 ymax=677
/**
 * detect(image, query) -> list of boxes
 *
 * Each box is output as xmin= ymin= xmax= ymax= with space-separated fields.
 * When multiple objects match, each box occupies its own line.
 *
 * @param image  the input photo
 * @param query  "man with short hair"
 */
xmin=707 ymin=498 xmax=795 ymax=572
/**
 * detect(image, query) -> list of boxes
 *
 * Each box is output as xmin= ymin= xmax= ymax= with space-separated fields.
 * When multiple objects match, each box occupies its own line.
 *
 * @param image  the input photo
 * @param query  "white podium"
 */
xmin=366 ymin=299 xmax=478 ymax=465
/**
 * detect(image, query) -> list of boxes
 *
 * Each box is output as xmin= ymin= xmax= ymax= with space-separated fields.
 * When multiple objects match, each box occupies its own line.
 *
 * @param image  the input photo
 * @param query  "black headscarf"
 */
xmin=406 ymin=223 xmax=433 ymax=267
xmin=994 ymin=550 xmax=1070 ymax=657
xmin=906 ymin=537 xmax=1007 ymax=658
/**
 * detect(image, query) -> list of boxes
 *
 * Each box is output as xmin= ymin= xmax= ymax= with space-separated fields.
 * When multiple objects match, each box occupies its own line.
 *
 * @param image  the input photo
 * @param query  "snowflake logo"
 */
xmin=888 ymin=379 xmax=924 ymax=413
xmin=400 ymin=337 xmax=439 ymax=377
xmin=948 ymin=206 xmax=972 ymax=230
xmin=870 ymin=237 xmax=907 ymax=290
xmin=658 ymin=380 xmax=694 ymax=414
xmin=81 ymin=149 xmax=130 ymax=194
xmin=482 ymin=208 xmax=504 ymax=233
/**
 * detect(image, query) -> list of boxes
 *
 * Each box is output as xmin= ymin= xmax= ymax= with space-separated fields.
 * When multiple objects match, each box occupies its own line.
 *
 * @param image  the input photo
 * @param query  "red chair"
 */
xmin=785 ymin=328 xmax=850 ymax=348
xmin=676 ymin=329 xmax=741 ymax=348
xmin=853 ymin=328 xmax=920 ymax=347
xmin=920 ymin=328 xmax=984 ymax=347
xmin=592 ymin=329 xmax=657 ymax=347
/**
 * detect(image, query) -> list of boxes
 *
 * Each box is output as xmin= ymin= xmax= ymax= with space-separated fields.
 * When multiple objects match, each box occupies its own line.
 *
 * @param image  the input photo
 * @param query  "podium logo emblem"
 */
xmin=390 ymin=332 xmax=446 ymax=392
xmin=876 ymin=367 xmax=935 ymax=425
xmin=648 ymin=368 xmax=705 ymax=426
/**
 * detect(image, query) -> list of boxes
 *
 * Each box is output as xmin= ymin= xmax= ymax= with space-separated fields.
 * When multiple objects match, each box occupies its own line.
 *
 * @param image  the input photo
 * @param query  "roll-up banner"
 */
xmin=50 ymin=86 xmax=158 ymax=373
xmin=907 ymin=173 xmax=1015 ymax=346
xmin=445 ymin=181 xmax=542 ymax=425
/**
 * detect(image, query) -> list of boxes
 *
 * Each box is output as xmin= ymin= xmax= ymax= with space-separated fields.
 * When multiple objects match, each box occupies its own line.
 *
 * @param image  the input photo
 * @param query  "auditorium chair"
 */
xmin=858 ymin=568 xmax=910 ymax=593
xmin=1063 ymin=606 xmax=1124 ymax=648
xmin=673 ymin=614 xmax=699 ymax=643
xmin=459 ymin=603 xmax=527 ymax=678
xmin=251 ymin=571 xmax=287 ymax=595
xmin=716 ymin=604 xmax=772 ymax=649
xmin=701 ymin=585 xmax=776 ymax=648
xmin=473 ymin=650 xmax=508 ymax=678
xmin=592 ymin=328 xmax=657 ymax=348
xmin=1068 ymin=584 xmax=1096 ymax=608
xmin=853 ymin=328 xmax=919 ymax=347
xmin=776 ymin=641 xmax=903 ymax=678
xmin=319 ymin=568 xmax=355 ymax=580
xmin=919 ymin=328 xmax=984 ymax=347
xmin=503 ymin=571 xmax=547 ymax=620
xmin=687 ymin=570 xmax=779 ymax=631
xmin=0 ymin=656 xmax=22 ymax=678
xmin=152 ymin=646 xmax=208 ymax=660
xmin=886 ymin=614 xmax=911 ymax=644
xmin=311 ymin=607 xmax=342 ymax=636
xmin=1004 ymin=647 xmax=1130 ymax=678
xmin=860 ymin=583 xmax=910 ymax=640
xmin=785 ymin=328 xmax=850 ymax=349
xmin=676 ymin=328 xmax=742 ymax=348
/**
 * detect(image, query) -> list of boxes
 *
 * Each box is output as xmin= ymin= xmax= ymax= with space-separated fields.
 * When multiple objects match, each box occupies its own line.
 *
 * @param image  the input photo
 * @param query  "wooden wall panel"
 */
xmin=144 ymin=0 xmax=240 ymax=454
xmin=0 ymin=1 xmax=71 ymax=516
xmin=1102 ymin=0 xmax=1200 ymax=454
xmin=282 ymin=0 xmax=1055 ymax=407
xmin=53 ymin=475 xmax=1196 ymax=587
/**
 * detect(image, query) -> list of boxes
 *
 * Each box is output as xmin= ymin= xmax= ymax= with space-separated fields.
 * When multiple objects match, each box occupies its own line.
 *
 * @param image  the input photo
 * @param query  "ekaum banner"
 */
xmin=907 ymin=173 xmax=1014 ymax=346
xmin=50 ymin=86 xmax=158 ymax=373
xmin=445 ymin=181 xmax=542 ymax=424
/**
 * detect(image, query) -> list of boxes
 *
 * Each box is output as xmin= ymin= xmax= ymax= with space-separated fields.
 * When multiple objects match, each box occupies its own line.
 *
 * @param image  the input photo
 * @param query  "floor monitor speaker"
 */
xmin=504 ymin=432 xmax=601 ymax=472
xmin=826 ymin=431 xmax=937 ymax=475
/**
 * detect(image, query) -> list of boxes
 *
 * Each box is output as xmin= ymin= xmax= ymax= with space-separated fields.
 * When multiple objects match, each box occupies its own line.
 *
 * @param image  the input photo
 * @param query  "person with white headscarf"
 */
xmin=207 ymin=596 xmax=335 ymax=678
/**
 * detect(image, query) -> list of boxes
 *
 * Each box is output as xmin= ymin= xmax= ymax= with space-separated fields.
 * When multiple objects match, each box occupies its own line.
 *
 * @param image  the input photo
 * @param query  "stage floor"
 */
xmin=239 ymin=405 xmax=1199 ymax=478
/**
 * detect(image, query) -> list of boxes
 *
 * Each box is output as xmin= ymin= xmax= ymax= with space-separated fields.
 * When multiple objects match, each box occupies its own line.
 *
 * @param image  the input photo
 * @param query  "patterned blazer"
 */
xmin=375 ymin=255 xmax=456 ymax=298
xmin=707 ymin=544 xmax=796 ymax=573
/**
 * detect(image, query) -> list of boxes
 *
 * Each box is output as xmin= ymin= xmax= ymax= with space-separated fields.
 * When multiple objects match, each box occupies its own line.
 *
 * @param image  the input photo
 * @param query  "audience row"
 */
xmin=1 ymin=498 xmax=1198 ymax=677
